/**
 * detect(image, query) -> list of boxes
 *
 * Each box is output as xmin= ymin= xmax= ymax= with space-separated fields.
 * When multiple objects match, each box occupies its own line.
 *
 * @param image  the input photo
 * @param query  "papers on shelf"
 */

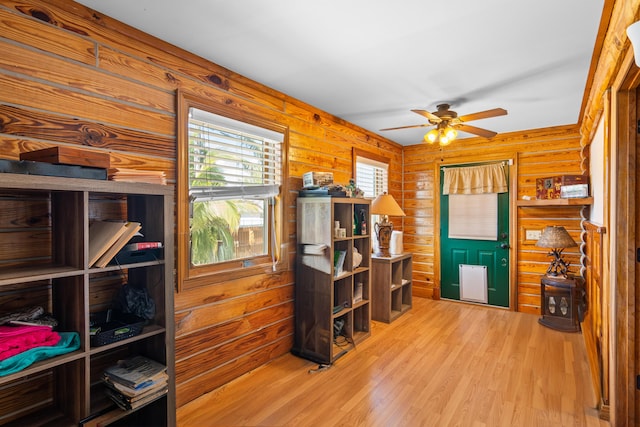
xmin=103 ymin=355 xmax=167 ymax=390
xmin=108 ymin=168 xmax=167 ymax=185
xmin=301 ymin=254 xmax=331 ymax=274
xmin=302 ymin=244 xmax=327 ymax=255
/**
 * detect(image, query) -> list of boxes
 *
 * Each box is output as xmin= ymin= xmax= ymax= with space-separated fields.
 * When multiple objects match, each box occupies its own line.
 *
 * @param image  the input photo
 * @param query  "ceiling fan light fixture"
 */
xmin=424 ymin=125 xmax=456 ymax=145
xmin=439 ymin=133 xmax=452 ymax=146
xmin=444 ymin=126 xmax=458 ymax=141
xmin=425 ymin=129 xmax=438 ymax=144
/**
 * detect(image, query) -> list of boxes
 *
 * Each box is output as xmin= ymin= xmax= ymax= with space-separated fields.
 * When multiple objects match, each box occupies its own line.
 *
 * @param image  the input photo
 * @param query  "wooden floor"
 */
xmin=177 ymin=297 xmax=609 ymax=426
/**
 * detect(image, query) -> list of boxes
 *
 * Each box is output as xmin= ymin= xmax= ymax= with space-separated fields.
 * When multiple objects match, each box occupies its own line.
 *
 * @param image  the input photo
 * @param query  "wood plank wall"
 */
xmin=0 ymin=0 xmax=403 ymax=409
xmin=403 ymin=125 xmax=587 ymax=314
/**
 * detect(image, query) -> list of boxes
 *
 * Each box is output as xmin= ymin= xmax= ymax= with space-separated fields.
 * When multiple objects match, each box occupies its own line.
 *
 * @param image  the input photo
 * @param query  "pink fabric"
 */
xmin=0 ymin=325 xmax=61 ymax=361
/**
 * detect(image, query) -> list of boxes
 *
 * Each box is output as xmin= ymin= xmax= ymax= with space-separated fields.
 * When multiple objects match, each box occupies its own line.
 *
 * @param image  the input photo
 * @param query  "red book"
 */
xmin=123 ymin=242 xmax=163 ymax=252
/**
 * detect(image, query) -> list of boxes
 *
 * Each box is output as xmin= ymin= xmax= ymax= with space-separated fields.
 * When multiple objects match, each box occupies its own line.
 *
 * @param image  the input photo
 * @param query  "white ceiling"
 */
xmin=75 ymin=0 xmax=604 ymax=146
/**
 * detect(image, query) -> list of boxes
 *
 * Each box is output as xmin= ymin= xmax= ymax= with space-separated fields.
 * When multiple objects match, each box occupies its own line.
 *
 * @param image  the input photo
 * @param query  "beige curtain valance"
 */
xmin=443 ymin=163 xmax=508 ymax=195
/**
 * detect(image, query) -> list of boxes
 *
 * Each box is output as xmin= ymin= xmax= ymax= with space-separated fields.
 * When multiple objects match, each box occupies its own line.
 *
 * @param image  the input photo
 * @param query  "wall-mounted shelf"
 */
xmin=516 ymin=197 xmax=593 ymax=207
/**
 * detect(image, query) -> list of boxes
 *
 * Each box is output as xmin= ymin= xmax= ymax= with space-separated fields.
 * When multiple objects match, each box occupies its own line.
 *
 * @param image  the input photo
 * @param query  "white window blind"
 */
xmin=356 ymin=156 xmax=388 ymax=199
xmin=188 ymin=109 xmax=283 ymax=200
xmin=448 ymin=193 xmax=498 ymax=240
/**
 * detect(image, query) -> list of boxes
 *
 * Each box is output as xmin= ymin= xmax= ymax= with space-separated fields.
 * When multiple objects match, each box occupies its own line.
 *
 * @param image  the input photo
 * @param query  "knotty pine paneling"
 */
xmin=0 ymin=74 xmax=175 ymax=135
xmin=0 ymin=40 xmax=175 ymax=113
xmin=174 ymin=318 xmax=293 ymax=385
xmin=0 ymin=105 xmax=175 ymax=157
xmin=403 ymin=124 xmax=587 ymax=309
xmin=0 ymin=7 xmax=95 ymax=65
xmin=0 ymin=0 xmax=404 ymax=410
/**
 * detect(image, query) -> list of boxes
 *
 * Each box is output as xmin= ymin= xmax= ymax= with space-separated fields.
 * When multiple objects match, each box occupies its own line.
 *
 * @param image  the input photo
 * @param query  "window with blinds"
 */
xmin=356 ymin=155 xmax=388 ymax=199
xmin=188 ymin=108 xmax=283 ymax=266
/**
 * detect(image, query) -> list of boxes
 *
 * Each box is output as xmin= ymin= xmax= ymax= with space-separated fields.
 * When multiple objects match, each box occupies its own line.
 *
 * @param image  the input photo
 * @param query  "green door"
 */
xmin=439 ymin=164 xmax=510 ymax=307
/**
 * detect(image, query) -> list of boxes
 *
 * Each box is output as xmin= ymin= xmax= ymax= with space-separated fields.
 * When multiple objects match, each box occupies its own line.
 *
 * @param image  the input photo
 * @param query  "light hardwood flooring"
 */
xmin=177 ymin=297 xmax=610 ymax=426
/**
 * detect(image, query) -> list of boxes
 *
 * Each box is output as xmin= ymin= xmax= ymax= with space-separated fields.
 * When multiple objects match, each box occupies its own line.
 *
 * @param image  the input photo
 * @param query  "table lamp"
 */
xmin=371 ymin=192 xmax=405 ymax=257
xmin=535 ymin=225 xmax=577 ymax=278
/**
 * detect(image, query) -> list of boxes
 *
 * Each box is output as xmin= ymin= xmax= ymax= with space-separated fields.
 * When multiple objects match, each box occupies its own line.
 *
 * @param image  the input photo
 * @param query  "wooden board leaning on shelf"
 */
xmin=88 ymin=221 xmax=129 ymax=267
xmin=89 ymin=221 xmax=143 ymax=268
xmin=94 ymin=222 xmax=142 ymax=268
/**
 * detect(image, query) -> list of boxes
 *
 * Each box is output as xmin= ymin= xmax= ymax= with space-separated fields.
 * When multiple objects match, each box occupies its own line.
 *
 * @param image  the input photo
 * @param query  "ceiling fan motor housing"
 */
xmin=430 ymin=104 xmax=457 ymax=125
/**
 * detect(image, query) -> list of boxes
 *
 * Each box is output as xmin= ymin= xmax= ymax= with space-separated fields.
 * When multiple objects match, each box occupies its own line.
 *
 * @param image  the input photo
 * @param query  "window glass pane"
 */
xmin=188 ymin=108 xmax=283 ymax=266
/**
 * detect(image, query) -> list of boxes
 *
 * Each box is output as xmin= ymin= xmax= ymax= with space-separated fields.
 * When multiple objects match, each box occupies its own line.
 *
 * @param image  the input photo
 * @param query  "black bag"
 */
xmin=113 ymin=283 xmax=156 ymax=321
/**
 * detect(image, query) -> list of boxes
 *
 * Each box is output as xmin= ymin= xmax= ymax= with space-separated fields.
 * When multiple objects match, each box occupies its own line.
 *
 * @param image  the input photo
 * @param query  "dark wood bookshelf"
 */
xmin=0 ymin=173 xmax=175 ymax=426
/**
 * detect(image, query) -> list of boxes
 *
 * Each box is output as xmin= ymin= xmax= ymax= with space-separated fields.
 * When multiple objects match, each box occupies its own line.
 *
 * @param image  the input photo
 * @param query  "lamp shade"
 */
xmin=371 ymin=192 xmax=405 ymax=216
xmin=535 ymin=226 xmax=577 ymax=249
xmin=627 ymin=21 xmax=640 ymax=67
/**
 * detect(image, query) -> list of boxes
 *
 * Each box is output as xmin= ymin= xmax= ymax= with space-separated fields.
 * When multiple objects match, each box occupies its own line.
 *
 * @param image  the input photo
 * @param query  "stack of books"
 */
xmin=102 ymin=355 xmax=168 ymax=411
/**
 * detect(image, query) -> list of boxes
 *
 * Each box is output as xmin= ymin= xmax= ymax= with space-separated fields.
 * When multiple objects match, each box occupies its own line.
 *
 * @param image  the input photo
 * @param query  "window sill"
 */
xmin=181 ymin=260 xmax=287 ymax=290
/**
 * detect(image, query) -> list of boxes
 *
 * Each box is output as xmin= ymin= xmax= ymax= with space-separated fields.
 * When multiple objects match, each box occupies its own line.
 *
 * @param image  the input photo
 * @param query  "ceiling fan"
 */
xmin=380 ymin=103 xmax=508 ymax=145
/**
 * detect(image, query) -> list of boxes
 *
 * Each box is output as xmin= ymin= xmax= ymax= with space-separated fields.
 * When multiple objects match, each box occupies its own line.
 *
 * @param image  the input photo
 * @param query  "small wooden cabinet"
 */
xmin=539 ymin=274 xmax=585 ymax=332
xmin=0 ymin=173 xmax=175 ymax=426
xmin=371 ymin=253 xmax=412 ymax=323
xmin=292 ymin=196 xmax=371 ymax=364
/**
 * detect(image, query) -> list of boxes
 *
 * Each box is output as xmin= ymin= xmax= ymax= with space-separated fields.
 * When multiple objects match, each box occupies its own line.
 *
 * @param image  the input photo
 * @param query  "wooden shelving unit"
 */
xmin=292 ymin=197 xmax=371 ymax=364
xmin=0 ymin=173 xmax=175 ymax=427
xmin=371 ymin=253 xmax=412 ymax=323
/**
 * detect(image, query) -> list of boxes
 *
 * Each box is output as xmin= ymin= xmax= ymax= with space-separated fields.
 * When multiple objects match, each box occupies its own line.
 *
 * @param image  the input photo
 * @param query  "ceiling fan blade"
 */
xmin=411 ymin=109 xmax=441 ymax=122
xmin=456 ymin=124 xmax=498 ymax=138
xmin=380 ymin=123 xmax=431 ymax=131
xmin=457 ymin=108 xmax=507 ymax=123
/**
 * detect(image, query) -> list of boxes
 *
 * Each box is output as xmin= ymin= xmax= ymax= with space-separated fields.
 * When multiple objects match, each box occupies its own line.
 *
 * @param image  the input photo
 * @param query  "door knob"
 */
xmin=496 ymin=242 xmax=510 ymax=249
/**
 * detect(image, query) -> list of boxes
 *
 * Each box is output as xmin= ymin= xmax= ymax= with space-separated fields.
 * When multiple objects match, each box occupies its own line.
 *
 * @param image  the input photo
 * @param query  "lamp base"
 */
xmin=374 ymin=221 xmax=393 ymax=259
xmin=374 ymin=248 xmax=391 ymax=258
xmin=546 ymin=249 xmax=571 ymax=278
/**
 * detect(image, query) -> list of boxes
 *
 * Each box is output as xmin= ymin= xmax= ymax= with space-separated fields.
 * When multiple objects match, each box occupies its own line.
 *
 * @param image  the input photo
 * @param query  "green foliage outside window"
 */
xmin=188 ymin=109 xmax=280 ymax=266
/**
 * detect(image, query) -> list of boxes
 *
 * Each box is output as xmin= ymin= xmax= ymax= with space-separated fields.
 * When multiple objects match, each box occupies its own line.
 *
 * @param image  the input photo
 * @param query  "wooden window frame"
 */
xmin=176 ymin=90 xmax=289 ymax=291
